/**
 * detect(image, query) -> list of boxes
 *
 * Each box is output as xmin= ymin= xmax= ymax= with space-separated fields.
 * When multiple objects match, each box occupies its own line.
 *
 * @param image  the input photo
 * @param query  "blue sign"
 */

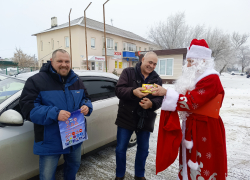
xmin=58 ymin=109 xmax=88 ymax=149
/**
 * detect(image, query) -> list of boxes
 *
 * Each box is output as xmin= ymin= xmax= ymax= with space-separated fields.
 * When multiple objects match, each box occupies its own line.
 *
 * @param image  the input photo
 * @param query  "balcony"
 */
xmin=102 ymin=48 xmax=115 ymax=56
xmin=123 ymin=51 xmax=139 ymax=61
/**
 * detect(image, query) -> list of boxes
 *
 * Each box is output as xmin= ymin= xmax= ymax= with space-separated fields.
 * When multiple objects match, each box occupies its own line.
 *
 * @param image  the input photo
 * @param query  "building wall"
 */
xmin=35 ymin=25 xmax=152 ymax=73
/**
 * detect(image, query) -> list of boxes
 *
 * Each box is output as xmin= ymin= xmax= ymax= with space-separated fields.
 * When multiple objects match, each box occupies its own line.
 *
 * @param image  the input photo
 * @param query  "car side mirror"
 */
xmin=0 ymin=109 xmax=23 ymax=126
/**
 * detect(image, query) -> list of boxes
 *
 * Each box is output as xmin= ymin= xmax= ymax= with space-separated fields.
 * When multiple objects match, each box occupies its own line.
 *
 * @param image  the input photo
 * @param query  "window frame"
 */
xmin=51 ymin=39 xmax=54 ymax=50
xmin=65 ymin=37 xmax=69 ymax=48
xmin=79 ymin=76 xmax=117 ymax=102
xmin=91 ymin=38 xmax=96 ymax=49
xmin=155 ymin=58 xmax=174 ymax=76
xmin=123 ymin=42 xmax=136 ymax=52
xmin=115 ymin=42 xmax=118 ymax=51
xmin=41 ymin=41 xmax=43 ymax=51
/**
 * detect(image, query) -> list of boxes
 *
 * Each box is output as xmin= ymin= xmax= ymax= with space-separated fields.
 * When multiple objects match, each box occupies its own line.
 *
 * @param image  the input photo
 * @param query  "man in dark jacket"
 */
xmin=19 ymin=49 xmax=93 ymax=180
xmin=115 ymin=52 xmax=163 ymax=180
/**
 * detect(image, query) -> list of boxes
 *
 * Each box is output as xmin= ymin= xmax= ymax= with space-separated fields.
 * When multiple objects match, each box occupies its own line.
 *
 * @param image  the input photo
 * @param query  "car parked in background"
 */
xmin=231 ymin=71 xmax=244 ymax=76
xmin=247 ymin=73 xmax=250 ymax=78
xmin=0 ymin=71 xmax=137 ymax=180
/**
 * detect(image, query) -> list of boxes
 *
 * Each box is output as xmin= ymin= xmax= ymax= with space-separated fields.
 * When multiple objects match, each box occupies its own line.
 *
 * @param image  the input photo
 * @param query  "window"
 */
xmin=51 ymin=39 xmax=54 ymax=50
xmin=103 ymin=38 xmax=113 ymax=49
xmin=115 ymin=61 xmax=118 ymax=69
xmin=122 ymin=61 xmax=128 ymax=69
xmin=144 ymin=48 xmax=147 ymax=51
xmin=0 ymin=75 xmax=25 ymax=104
xmin=91 ymin=38 xmax=95 ymax=48
xmin=139 ymin=47 xmax=141 ymax=51
xmin=81 ymin=77 xmax=117 ymax=102
xmin=115 ymin=42 xmax=118 ymax=51
xmin=155 ymin=59 xmax=173 ymax=75
xmin=41 ymin=41 xmax=43 ymax=51
xmin=123 ymin=42 xmax=126 ymax=51
xmin=123 ymin=42 xmax=136 ymax=51
xmin=136 ymin=46 xmax=138 ymax=51
xmin=107 ymin=38 xmax=113 ymax=49
xmin=65 ymin=37 xmax=69 ymax=48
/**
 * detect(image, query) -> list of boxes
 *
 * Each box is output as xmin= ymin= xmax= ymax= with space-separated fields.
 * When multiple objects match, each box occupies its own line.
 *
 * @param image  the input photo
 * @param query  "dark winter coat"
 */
xmin=19 ymin=62 xmax=93 ymax=155
xmin=115 ymin=62 xmax=164 ymax=132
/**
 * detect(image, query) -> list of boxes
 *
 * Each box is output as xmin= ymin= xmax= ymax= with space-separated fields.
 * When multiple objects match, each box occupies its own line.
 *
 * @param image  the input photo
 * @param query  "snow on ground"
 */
xmin=56 ymin=73 xmax=250 ymax=180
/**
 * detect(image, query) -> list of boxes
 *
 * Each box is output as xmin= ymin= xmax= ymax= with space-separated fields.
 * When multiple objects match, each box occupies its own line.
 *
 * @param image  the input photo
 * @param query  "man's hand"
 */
xmin=151 ymin=84 xmax=167 ymax=96
xmin=80 ymin=105 xmax=89 ymax=115
xmin=58 ymin=110 xmax=71 ymax=121
xmin=133 ymin=87 xmax=149 ymax=98
xmin=139 ymin=98 xmax=153 ymax=109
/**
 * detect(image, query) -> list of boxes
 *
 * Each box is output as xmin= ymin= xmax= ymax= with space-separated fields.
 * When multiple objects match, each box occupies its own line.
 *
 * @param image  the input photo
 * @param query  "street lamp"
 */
xmin=84 ymin=2 xmax=92 ymax=70
xmin=103 ymin=0 xmax=109 ymax=72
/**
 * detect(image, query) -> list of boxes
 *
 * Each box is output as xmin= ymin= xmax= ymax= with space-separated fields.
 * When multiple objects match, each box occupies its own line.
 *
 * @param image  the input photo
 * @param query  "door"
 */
xmin=91 ymin=62 xmax=95 ymax=70
xmin=80 ymin=77 xmax=118 ymax=154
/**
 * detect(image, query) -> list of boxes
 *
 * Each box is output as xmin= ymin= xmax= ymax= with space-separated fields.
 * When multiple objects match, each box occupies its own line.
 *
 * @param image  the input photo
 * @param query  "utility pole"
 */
xmin=103 ymin=0 xmax=110 ymax=72
xmin=69 ymin=8 xmax=72 ymax=68
xmin=84 ymin=2 xmax=92 ymax=70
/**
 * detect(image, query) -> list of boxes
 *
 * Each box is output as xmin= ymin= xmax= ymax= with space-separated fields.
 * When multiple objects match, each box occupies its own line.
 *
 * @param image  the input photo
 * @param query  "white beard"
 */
xmin=174 ymin=58 xmax=214 ymax=94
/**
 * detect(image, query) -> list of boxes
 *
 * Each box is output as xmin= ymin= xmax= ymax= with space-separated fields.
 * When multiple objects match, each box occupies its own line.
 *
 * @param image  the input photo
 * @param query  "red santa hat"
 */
xmin=186 ymin=39 xmax=212 ymax=60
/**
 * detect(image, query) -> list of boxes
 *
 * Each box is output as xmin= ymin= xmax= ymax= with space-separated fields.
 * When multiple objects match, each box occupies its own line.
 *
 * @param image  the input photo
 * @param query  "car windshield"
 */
xmin=0 ymin=75 xmax=25 ymax=104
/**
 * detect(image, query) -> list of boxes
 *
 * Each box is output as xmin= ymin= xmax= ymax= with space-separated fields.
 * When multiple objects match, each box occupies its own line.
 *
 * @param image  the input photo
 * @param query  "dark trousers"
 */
xmin=116 ymin=126 xmax=150 ymax=177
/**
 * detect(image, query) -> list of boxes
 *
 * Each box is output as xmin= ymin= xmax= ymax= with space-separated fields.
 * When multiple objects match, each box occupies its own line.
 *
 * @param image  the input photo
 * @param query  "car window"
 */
xmin=0 ymin=75 xmax=25 ymax=104
xmin=81 ymin=78 xmax=117 ymax=102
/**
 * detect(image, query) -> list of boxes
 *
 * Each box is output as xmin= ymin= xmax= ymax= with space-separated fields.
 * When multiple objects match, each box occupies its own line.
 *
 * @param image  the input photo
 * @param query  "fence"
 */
xmin=0 ymin=67 xmax=40 ymax=76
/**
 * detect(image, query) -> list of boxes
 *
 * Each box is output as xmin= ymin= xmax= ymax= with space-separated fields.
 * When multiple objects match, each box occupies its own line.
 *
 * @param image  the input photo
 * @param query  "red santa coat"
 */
xmin=156 ymin=69 xmax=227 ymax=180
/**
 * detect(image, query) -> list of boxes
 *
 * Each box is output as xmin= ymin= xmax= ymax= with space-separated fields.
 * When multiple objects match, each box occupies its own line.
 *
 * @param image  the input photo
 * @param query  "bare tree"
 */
xmin=148 ymin=12 xmax=249 ymax=74
xmin=148 ymin=12 xmax=189 ymax=49
xmin=12 ymin=48 xmax=36 ymax=68
xmin=231 ymin=32 xmax=249 ymax=50
xmin=237 ymin=46 xmax=250 ymax=72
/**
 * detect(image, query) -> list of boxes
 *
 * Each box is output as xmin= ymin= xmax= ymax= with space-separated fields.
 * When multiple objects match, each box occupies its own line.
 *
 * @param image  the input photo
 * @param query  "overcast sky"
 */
xmin=0 ymin=0 xmax=249 ymax=59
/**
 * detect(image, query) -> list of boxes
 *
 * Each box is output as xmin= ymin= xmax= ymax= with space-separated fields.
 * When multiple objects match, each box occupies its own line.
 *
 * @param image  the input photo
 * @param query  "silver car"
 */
xmin=0 ymin=71 xmax=137 ymax=180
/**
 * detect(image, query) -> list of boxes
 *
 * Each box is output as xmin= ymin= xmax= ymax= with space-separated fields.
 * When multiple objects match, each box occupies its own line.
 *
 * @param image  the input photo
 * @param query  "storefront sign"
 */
xmin=119 ymin=62 xmax=123 ymax=69
xmin=114 ymin=52 xmax=122 ymax=59
xmin=95 ymin=57 xmax=105 ymax=61
xmin=85 ymin=56 xmax=105 ymax=61
xmin=115 ymin=61 xmax=118 ymax=69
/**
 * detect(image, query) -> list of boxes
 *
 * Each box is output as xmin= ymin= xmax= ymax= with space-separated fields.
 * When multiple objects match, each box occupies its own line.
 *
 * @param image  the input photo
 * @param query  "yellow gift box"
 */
xmin=141 ymin=84 xmax=157 ymax=93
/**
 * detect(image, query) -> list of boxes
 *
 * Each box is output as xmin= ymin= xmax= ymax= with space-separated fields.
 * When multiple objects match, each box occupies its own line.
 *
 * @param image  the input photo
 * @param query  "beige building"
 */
xmin=136 ymin=48 xmax=187 ymax=83
xmin=33 ymin=16 xmax=155 ymax=74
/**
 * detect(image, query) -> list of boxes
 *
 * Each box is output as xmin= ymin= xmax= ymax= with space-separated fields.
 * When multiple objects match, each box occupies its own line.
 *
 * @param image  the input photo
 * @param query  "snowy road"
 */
xmin=56 ymin=73 xmax=250 ymax=180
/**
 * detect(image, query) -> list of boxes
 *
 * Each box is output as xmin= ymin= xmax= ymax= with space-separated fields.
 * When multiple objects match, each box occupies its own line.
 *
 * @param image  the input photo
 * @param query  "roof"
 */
xmin=32 ymin=17 xmax=152 ymax=44
xmin=135 ymin=48 xmax=187 ymax=56
xmin=15 ymin=70 xmax=119 ymax=81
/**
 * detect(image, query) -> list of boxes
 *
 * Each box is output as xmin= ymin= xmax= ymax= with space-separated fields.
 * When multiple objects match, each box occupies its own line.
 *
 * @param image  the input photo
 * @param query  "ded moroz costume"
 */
xmin=155 ymin=39 xmax=227 ymax=180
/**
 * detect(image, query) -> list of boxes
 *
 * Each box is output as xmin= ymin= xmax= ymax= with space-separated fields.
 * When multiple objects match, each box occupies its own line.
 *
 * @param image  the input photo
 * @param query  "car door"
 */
xmin=80 ymin=76 xmax=119 ymax=154
xmin=0 ymin=94 xmax=39 ymax=180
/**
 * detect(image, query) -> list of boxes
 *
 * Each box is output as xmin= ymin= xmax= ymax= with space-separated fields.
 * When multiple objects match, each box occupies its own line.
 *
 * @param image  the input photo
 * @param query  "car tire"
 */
xmin=128 ymin=132 xmax=137 ymax=147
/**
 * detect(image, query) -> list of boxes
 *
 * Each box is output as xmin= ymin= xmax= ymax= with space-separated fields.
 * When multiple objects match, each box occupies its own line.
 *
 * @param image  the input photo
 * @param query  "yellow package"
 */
xmin=141 ymin=84 xmax=157 ymax=93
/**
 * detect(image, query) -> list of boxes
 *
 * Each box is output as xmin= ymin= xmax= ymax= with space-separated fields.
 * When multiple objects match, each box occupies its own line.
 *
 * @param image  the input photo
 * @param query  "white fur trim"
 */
xmin=195 ymin=68 xmax=220 ymax=84
xmin=186 ymin=45 xmax=212 ymax=60
xmin=188 ymin=160 xmax=199 ymax=170
xmin=184 ymin=139 xmax=193 ymax=149
xmin=182 ymin=121 xmax=188 ymax=180
xmin=161 ymin=88 xmax=179 ymax=111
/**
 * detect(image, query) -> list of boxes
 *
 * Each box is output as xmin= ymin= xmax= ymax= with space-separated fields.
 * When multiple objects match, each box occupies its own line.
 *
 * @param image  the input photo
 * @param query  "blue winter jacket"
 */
xmin=19 ymin=62 xmax=93 ymax=155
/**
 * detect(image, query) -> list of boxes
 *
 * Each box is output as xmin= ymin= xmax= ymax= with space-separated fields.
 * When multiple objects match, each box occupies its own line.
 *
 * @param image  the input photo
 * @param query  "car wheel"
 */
xmin=128 ymin=132 xmax=137 ymax=147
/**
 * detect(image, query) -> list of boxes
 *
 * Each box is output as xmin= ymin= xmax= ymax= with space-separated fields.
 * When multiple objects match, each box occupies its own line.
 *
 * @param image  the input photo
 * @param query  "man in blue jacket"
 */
xmin=19 ymin=49 xmax=93 ymax=180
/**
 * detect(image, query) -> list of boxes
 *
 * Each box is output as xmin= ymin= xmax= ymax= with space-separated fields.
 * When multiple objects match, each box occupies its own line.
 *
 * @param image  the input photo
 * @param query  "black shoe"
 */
xmin=134 ymin=176 xmax=146 ymax=180
xmin=115 ymin=176 xmax=125 ymax=180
